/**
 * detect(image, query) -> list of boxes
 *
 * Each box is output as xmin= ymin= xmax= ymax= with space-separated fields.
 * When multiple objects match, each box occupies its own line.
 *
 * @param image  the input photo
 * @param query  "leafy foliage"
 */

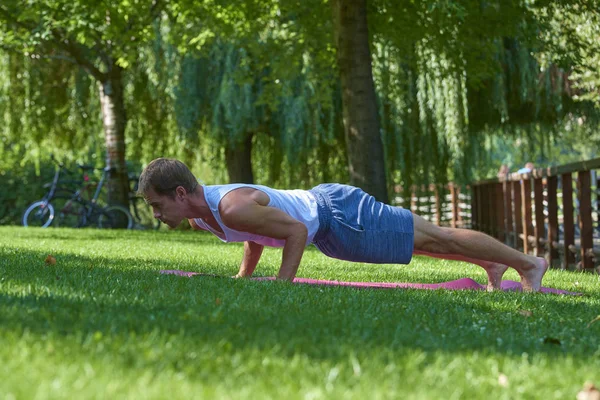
xmin=1 ymin=0 xmax=599 ymax=219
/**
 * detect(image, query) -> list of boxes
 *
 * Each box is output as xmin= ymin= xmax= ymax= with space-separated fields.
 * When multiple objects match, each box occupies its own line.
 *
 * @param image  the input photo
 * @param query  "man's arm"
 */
xmin=220 ymin=192 xmax=308 ymax=281
xmin=234 ymin=241 xmax=264 ymax=278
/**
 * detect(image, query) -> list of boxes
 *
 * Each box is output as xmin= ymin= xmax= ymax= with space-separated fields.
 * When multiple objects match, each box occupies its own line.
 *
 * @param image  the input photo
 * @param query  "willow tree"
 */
xmin=171 ymin=39 xmax=346 ymax=187
xmin=0 ymin=1 xmax=165 ymax=209
xmin=167 ymin=0 xmax=345 ymax=187
xmin=365 ymin=0 xmax=600 ymax=195
xmin=534 ymin=1 xmax=600 ymax=107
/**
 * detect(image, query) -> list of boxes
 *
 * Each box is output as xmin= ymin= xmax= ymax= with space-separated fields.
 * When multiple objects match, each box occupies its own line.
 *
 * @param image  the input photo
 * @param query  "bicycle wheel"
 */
xmin=22 ymin=201 xmax=55 ymax=227
xmin=54 ymin=197 xmax=87 ymax=228
xmin=98 ymin=205 xmax=133 ymax=229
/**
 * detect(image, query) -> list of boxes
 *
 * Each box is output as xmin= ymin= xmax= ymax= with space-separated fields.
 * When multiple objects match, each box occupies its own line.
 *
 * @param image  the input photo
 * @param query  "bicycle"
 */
xmin=21 ymin=156 xmax=83 ymax=227
xmin=23 ymin=158 xmax=133 ymax=229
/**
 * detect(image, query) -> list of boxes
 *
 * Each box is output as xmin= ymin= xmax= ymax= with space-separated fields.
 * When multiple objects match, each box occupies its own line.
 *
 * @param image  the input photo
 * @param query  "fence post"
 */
xmin=503 ymin=180 xmax=513 ymax=246
xmin=533 ymin=178 xmax=545 ymax=257
xmin=434 ymin=185 xmax=441 ymax=226
xmin=477 ymin=185 xmax=484 ymax=232
xmin=450 ymin=184 xmax=458 ymax=228
xmin=481 ymin=185 xmax=489 ymax=234
xmin=513 ymin=180 xmax=523 ymax=251
xmin=495 ymin=182 xmax=505 ymax=242
xmin=486 ymin=184 xmax=494 ymax=235
xmin=562 ymin=173 xmax=575 ymax=268
xmin=546 ymin=176 xmax=560 ymax=266
xmin=577 ymin=171 xmax=594 ymax=271
xmin=521 ymin=177 xmax=533 ymax=254
xmin=459 ymin=186 xmax=466 ymax=228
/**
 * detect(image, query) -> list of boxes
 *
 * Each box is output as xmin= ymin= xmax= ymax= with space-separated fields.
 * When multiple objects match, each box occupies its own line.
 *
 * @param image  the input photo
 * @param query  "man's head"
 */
xmin=138 ymin=158 xmax=200 ymax=228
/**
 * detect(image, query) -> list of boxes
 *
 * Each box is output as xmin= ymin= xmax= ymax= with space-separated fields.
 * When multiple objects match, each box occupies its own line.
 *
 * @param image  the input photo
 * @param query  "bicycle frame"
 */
xmin=39 ymin=156 xmax=74 ymax=206
xmin=61 ymin=166 xmax=119 ymax=225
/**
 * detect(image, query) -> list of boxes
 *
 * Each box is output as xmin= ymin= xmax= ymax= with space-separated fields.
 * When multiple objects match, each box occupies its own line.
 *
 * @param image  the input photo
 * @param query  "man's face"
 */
xmin=144 ymin=188 xmax=186 ymax=228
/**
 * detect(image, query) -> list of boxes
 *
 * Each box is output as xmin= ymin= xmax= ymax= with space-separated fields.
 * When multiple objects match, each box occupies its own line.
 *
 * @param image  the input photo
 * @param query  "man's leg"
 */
xmin=413 ymin=250 xmax=508 ymax=291
xmin=412 ymin=214 xmax=548 ymax=292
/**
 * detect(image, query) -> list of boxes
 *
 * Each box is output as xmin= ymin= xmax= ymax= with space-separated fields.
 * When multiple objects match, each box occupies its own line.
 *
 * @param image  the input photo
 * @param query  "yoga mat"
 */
xmin=159 ymin=269 xmax=581 ymax=295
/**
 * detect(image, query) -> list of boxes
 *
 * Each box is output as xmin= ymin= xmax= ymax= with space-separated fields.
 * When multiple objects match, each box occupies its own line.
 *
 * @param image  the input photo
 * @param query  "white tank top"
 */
xmin=193 ymin=184 xmax=320 ymax=247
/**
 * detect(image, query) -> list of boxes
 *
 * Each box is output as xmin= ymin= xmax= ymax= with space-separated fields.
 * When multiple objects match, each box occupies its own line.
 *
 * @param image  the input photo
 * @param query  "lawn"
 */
xmin=1 ymin=226 xmax=599 ymax=399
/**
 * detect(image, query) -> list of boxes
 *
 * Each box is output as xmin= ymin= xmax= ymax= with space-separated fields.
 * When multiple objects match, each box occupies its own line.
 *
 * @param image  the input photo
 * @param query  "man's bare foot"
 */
xmin=519 ymin=257 xmax=549 ymax=292
xmin=484 ymin=263 xmax=509 ymax=291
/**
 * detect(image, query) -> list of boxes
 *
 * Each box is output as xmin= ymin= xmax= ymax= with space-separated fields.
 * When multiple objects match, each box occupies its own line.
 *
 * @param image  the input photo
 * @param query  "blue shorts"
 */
xmin=309 ymin=184 xmax=414 ymax=264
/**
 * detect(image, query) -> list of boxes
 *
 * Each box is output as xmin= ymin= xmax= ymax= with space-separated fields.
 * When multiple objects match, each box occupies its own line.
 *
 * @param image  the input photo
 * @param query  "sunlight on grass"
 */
xmin=1 ymin=227 xmax=599 ymax=399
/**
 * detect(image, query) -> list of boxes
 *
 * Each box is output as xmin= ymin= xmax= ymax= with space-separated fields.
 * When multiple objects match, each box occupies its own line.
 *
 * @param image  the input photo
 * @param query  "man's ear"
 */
xmin=175 ymin=186 xmax=187 ymax=199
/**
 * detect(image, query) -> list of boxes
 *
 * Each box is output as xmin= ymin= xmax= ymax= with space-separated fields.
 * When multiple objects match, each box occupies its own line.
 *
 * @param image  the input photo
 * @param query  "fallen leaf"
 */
xmin=45 ymin=255 xmax=56 ymax=265
xmin=587 ymin=316 xmax=600 ymax=328
xmin=498 ymin=373 xmax=509 ymax=387
xmin=543 ymin=337 xmax=562 ymax=346
xmin=519 ymin=310 xmax=533 ymax=317
xmin=577 ymin=382 xmax=600 ymax=400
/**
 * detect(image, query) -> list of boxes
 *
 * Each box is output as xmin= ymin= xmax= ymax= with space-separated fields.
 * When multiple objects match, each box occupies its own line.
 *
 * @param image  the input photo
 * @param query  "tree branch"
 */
xmin=51 ymin=30 xmax=107 ymax=82
xmin=0 ymin=5 xmax=107 ymax=81
xmin=0 ymin=5 xmax=37 ymax=31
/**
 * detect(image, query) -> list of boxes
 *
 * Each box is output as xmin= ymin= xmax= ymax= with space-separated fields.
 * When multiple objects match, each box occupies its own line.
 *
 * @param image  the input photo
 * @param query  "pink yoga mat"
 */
xmin=159 ymin=270 xmax=581 ymax=295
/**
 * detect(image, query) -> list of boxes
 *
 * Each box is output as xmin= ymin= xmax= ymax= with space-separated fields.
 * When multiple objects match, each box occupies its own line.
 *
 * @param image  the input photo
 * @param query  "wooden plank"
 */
xmin=546 ymin=176 xmax=559 ymax=265
xmin=597 ymin=176 xmax=600 ymax=227
xmin=533 ymin=178 xmax=545 ymax=257
xmin=487 ymin=184 xmax=495 ymax=236
xmin=521 ymin=178 xmax=533 ymax=254
xmin=481 ymin=184 xmax=488 ymax=233
xmin=495 ymin=182 xmax=506 ymax=242
xmin=513 ymin=180 xmax=523 ymax=250
xmin=434 ymin=185 xmax=441 ymax=226
xmin=471 ymin=186 xmax=477 ymax=230
xmin=450 ymin=184 xmax=458 ymax=228
xmin=562 ymin=173 xmax=576 ymax=267
xmin=474 ymin=185 xmax=481 ymax=231
xmin=577 ymin=171 xmax=594 ymax=270
xmin=458 ymin=186 xmax=465 ymax=227
xmin=480 ymin=185 xmax=487 ymax=233
xmin=503 ymin=180 xmax=513 ymax=246
xmin=459 ymin=185 xmax=466 ymax=227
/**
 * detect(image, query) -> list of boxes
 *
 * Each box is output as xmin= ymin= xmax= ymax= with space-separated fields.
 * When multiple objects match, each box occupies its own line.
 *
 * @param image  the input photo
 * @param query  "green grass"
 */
xmin=1 ymin=226 xmax=599 ymax=400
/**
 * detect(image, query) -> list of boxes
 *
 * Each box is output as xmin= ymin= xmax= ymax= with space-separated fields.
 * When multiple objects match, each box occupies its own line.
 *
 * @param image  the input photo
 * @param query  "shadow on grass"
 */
xmin=1 ymin=246 xmax=598 ymax=370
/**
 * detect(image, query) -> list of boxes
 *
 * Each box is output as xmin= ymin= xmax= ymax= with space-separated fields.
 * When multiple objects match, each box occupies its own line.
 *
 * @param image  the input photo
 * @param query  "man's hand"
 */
xmin=219 ymin=188 xmax=308 ymax=282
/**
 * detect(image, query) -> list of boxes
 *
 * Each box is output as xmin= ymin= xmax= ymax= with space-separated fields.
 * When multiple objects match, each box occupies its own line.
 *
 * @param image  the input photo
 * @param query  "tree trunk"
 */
xmin=98 ymin=65 xmax=130 ymax=212
xmin=332 ymin=0 xmax=389 ymax=203
xmin=225 ymin=134 xmax=254 ymax=183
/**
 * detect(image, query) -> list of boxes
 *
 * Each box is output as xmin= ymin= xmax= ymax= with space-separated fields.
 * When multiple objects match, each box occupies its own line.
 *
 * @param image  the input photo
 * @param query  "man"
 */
xmin=139 ymin=158 xmax=548 ymax=292
xmin=517 ymin=162 xmax=535 ymax=174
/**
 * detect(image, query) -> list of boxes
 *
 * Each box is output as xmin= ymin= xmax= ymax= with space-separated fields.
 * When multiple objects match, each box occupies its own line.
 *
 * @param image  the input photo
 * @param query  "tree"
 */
xmin=332 ymin=0 xmax=388 ymax=202
xmin=0 ymin=1 xmax=164 ymax=211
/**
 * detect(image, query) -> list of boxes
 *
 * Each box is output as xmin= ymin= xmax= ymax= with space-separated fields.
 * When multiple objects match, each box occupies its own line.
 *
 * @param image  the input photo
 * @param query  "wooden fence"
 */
xmin=471 ymin=158 xmax=600 ymax=271
xmin=394 ymin=184 xmax=472 ymax=229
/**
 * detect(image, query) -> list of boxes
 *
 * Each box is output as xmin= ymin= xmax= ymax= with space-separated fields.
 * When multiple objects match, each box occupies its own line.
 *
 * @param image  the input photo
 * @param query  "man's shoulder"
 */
xmin=221 ymin=186 xmax=270 ymax=208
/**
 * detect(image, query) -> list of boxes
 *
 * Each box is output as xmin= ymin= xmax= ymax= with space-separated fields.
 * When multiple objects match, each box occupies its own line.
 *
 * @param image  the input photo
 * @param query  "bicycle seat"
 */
xmin=77 ymin=164 xmax=96 ymax=171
